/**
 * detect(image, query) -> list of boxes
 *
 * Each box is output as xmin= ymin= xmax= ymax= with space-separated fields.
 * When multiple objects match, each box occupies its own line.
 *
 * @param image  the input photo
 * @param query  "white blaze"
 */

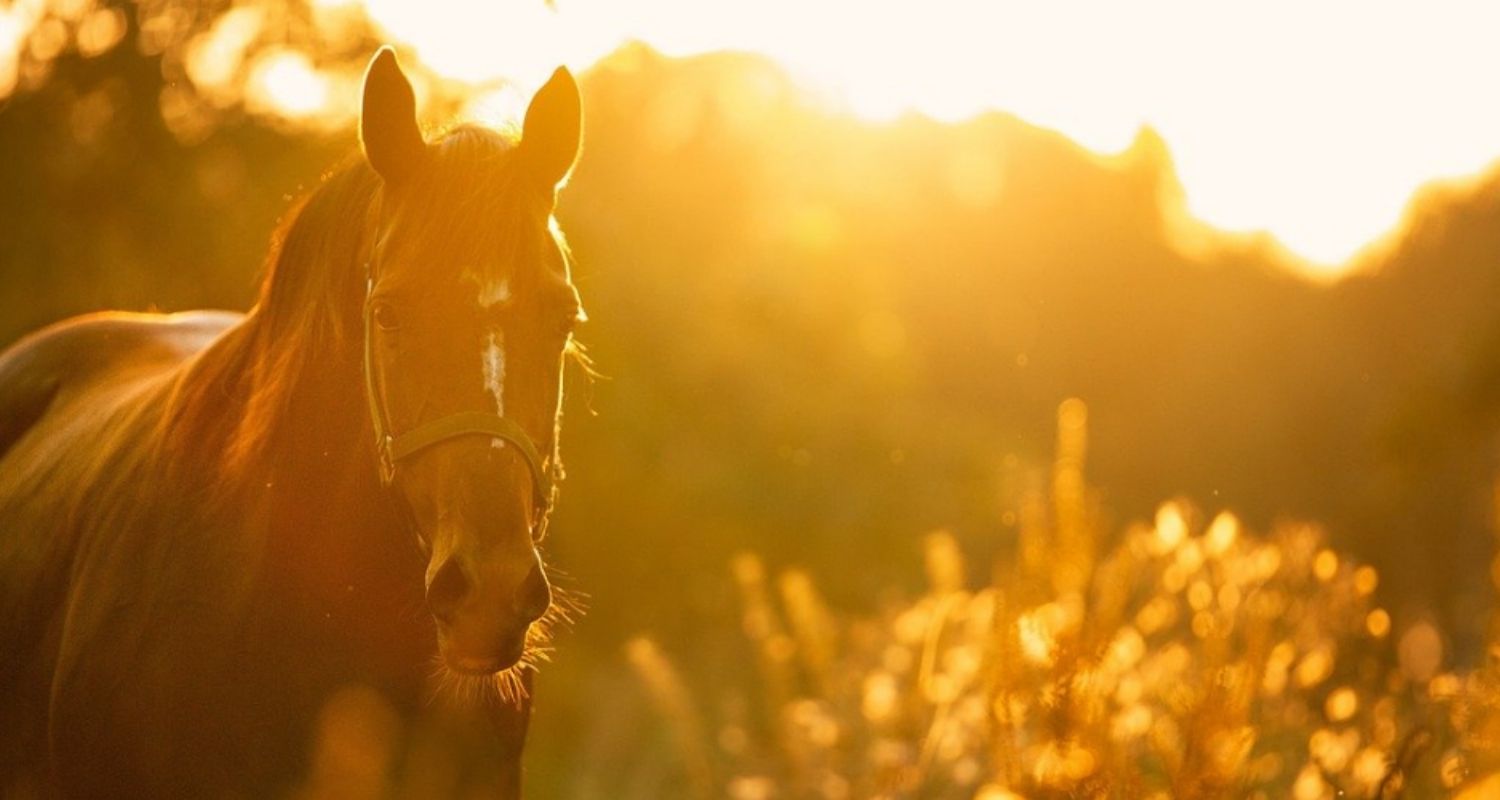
xmin=478 ymin=278 xmax=511 ymax=309
xmin=481 ymin=329 xmax=506 ymax=449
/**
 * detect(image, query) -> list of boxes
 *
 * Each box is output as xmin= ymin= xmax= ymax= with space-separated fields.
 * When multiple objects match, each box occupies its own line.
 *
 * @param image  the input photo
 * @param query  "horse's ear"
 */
xmin=518 ymin=66 xmax=582 ymax=188
xmin=361 ymin=47 xmax=425 ymax=184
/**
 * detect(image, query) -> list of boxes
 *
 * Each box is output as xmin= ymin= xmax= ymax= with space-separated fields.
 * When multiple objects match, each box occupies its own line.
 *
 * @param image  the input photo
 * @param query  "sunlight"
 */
xmin=11 ymin=3 xmax=1500 ymax=794
xmin=347 ymin=0 xmax=1500 ymax=276
xmin=6 ymin=0 xmax=1490 ymax=273
xmin=184 ymin=5 xmax=264 ymax=103
xmin=246 ymin=49 xmax=330 ymax=119
xmin=0 ymin=0 xmax=43 ymax=99
xmin=0 ymin=26 xmax=20 ymax=100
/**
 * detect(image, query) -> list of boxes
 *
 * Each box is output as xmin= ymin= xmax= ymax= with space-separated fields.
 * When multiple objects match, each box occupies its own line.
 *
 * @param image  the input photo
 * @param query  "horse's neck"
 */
xmin=263 ymin=348 xmax=374 ymax=489
xmin=173 ymin=315 xmax=372 ymax=497
xmin=176 ymin=310 xmax=412 ymax=579
xmin=229 ymin=316 xmax=431 ymax=674
xmin=248 ymin=325 xmax=400 ymax=542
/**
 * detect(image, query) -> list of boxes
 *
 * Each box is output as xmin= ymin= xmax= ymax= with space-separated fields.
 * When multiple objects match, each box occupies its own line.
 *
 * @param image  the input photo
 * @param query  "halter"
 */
xmin=361 ymin=262 xmax=555 ymax=530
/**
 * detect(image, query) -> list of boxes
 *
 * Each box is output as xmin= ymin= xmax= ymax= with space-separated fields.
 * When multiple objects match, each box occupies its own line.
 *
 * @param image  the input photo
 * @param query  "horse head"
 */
xmin=357 ymin=49 xmax=584 ymax=677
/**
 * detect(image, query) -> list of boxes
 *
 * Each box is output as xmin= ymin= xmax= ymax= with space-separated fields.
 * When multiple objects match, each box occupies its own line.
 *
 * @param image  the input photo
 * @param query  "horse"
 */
xmin=0 ymin=47 xmax=587 ymax=798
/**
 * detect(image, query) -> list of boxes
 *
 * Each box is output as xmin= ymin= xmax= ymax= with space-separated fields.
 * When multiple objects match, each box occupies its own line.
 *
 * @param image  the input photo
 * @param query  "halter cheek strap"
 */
xmin=361 ymin=267 xmax=556 ymax=529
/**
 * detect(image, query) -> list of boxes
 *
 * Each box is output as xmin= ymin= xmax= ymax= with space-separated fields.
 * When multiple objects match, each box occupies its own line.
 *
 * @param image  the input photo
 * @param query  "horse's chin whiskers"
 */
xmin=426 ymin=576 xmax=583 ymax=709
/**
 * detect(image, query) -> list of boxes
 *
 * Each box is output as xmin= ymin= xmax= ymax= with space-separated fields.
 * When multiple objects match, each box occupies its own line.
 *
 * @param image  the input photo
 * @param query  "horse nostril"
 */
xmin=515 ymin=562 xmax=551 ymax=624
xmin=426 ymin=558 xmax=470 ymax=622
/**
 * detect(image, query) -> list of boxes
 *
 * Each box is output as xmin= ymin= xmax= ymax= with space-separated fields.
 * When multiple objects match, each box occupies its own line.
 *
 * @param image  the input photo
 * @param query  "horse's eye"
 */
xmin=373 ymin=303 xmax=400 ymax=331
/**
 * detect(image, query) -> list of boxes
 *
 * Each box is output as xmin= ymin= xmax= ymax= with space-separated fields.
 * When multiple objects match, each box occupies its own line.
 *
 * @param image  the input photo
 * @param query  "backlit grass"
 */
xmin=628 ymin=399 xmax=1496 ymax=799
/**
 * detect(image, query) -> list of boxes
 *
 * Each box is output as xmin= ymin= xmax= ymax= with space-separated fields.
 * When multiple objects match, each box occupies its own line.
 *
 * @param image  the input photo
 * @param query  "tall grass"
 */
xmin=628 ymin=399 xmax=1490 ymax=799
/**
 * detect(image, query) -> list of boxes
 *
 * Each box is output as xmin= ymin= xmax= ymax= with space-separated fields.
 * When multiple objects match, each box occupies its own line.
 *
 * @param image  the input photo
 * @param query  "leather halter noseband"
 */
xmin=361 ymin=263 xmax=555 ymax=530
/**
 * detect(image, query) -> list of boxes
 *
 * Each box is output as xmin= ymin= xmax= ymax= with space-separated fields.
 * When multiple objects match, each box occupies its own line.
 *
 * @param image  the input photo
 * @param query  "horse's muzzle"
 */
xmin=427 ymin=549 xmax=551 ymax=674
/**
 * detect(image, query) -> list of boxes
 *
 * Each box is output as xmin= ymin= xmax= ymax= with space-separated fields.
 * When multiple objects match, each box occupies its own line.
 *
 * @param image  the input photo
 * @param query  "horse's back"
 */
xmin=0 ymin=308 xmax=242 ymax=628
xmin=0 ymin=310 xmax=242 ymax=794
xmin=0 ymin=310 xmax=240 ymax=462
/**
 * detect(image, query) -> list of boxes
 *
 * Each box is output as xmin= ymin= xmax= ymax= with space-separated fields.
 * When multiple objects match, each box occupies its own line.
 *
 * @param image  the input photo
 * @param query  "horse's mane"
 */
xmin=167 ymin=125 xmax=540 ymax=479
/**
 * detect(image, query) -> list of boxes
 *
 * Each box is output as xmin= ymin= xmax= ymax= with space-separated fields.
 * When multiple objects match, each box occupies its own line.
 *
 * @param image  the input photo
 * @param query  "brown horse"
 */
xmin=0 ymin=48 xmax=586 ymax=797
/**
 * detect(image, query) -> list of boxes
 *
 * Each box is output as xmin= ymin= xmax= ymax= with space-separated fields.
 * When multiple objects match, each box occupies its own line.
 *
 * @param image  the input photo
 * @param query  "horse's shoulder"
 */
xmin=0 ymin=310 xmax=243 ymax=460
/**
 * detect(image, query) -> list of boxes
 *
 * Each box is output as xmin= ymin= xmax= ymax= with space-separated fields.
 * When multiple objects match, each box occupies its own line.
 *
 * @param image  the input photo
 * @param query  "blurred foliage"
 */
xmin=6 ymin=1 xmax=1500 ymax=796
xmin=624 ymin=401 xmax=1463 ymax=799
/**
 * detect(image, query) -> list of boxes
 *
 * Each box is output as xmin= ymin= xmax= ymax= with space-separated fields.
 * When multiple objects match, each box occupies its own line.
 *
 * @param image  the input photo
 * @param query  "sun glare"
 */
xmin=342 ymin=0 xmax=1500 ymax=276
xmin=0 ymin=2 xmax=42 ymax=99
xmin=4 ymin=0 xmax=1495 ymax=273
xmin=246 ymin=49 xmax=330 ymax=119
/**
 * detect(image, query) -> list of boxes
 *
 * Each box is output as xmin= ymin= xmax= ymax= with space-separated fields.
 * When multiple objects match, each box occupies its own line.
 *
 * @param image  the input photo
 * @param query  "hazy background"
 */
xmin=4 ymin=1 xmax=1500 ymax=795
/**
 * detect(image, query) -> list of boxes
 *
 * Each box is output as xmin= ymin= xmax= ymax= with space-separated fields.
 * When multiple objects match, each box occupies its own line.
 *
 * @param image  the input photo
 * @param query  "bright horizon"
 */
xmin=6 ymin=0 xmax=1497 ymax=274
xmin=351 ymin=0 xmax=1500 ymax=276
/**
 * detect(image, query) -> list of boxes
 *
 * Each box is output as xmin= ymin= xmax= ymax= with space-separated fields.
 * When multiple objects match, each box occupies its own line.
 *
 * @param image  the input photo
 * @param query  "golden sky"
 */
xmin=5 ymin=0 xmax=1499 ymax=274
xmin=353 ymin=0 xmax=1500 ymax=275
